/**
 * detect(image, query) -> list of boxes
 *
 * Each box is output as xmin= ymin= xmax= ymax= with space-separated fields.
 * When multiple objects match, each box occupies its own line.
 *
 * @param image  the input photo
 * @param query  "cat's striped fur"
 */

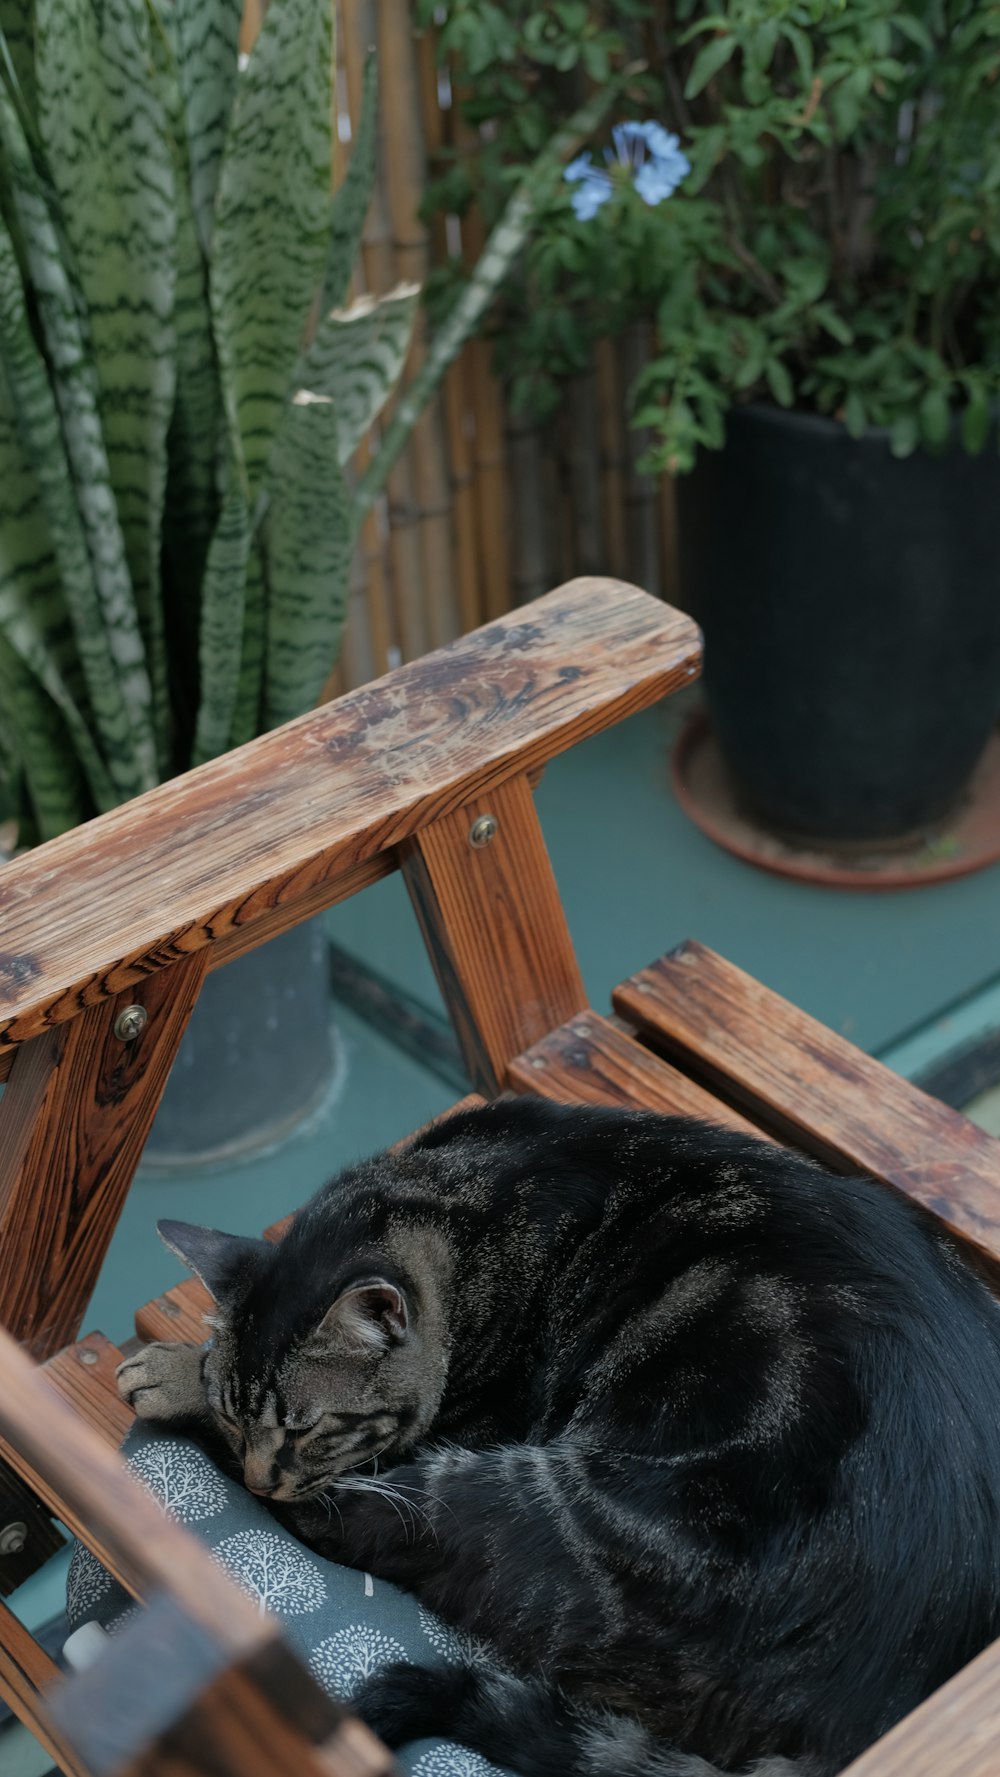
xmin=120 ymin=1098 xmax=1000 ymax=1776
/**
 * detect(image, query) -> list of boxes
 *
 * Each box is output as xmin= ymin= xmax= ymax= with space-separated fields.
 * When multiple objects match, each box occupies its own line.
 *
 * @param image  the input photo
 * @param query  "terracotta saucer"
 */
xmin=671 ymin=709 xmax=1000 ymax=891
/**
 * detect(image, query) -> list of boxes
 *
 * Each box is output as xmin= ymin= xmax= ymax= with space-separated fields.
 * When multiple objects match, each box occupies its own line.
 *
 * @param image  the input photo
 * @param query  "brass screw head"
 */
xmin=469 ymin=814 xmax=498 ymax=849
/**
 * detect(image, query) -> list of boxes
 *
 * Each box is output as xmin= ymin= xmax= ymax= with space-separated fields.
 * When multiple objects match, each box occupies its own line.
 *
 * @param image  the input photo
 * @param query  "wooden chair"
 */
xmin=0 ymin=578 xmax=997 ymax=1777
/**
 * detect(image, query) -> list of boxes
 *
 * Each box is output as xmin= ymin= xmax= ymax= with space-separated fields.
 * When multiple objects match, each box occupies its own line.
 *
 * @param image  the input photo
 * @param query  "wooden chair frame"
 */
xmin=0 ymin=577 xmax=996 ymax=1777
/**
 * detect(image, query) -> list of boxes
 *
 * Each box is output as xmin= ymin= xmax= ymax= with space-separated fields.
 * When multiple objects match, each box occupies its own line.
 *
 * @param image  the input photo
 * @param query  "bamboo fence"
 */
xmin=267 ymin=0 xmax=682 ymax=690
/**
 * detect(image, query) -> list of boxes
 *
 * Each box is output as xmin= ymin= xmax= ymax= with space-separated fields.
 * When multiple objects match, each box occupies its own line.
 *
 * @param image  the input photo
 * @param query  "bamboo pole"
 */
xmin=375 ymin=0 xmax=458 ymax=654
xmin=596 ymin=336 xmax=628 ymax=578
xmin=563 ymin=366 xmax=605 ymax=574
xmin=505 ymin=407 xmax=557 ymax=607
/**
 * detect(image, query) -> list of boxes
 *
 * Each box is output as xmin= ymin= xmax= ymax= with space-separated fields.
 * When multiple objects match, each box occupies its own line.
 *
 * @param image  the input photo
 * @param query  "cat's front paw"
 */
xmin=116 ymin=1342 xmax=206 ymax=1421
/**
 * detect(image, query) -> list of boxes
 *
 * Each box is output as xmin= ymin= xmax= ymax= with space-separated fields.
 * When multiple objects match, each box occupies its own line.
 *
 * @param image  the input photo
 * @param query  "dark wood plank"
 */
xmin=0 ymin=951 xmax=209 ymax=1358
xmin=839 ymin=1634 xmax=1000 ymax=1777
xmin=404 ymin=775 xmax=587 ymax=1093
xmin=509 ymin=1012 xmax=771 ymax=1138
xmin=0 ymin=581 xmax=700 ymax=1058
xmin=614 ymin=942 xmax=1000 ymax=1263
xmin=0 ymin=1598 xmax=91 ymax=1777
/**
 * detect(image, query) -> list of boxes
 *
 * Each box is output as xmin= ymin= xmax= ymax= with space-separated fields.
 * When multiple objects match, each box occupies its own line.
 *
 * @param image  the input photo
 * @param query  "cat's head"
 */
xmin=158 ymin=1217 xmax=450 ymax=1503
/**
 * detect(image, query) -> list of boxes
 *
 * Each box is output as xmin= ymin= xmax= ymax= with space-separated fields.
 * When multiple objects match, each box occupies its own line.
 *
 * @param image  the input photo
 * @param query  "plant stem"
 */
xmin=352 ymin=68 xmax=642 ymax=525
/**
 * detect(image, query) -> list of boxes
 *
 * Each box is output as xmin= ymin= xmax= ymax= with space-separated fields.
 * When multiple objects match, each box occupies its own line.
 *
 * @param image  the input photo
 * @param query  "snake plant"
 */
xmin=0 ymin=0 xmax=620 ymax=844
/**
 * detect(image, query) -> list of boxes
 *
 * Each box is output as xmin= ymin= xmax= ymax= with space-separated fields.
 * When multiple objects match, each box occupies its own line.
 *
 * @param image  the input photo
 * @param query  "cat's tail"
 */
xmin=353 ymin=1660 xmax=823 ymax=1777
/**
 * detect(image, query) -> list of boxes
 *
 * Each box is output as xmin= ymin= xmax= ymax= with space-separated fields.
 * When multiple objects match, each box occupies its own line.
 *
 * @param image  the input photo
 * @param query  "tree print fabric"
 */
xmin=65 ymin=1421 xmax=514 ymax=1777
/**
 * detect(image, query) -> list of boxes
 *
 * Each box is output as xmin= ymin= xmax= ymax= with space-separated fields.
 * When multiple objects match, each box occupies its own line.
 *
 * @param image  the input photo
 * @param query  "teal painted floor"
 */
xmin=7 ymin=688 xmax=1000 ymax=1770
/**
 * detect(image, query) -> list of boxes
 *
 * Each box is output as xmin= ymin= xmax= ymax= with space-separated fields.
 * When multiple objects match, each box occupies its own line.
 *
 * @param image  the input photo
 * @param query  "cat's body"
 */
xmin=118 ymin=1099 xmax=1000 ymax=1777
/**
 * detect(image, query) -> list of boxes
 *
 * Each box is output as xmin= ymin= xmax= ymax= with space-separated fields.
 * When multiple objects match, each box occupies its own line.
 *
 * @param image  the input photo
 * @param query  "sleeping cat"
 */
xmin=117 ymin=1097 xmax=1000 ymax=1777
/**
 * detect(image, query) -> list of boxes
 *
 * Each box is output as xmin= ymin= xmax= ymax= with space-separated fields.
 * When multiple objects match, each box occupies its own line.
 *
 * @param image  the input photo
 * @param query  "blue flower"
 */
xmin=564 ymin=120 xmax=690 ymax=221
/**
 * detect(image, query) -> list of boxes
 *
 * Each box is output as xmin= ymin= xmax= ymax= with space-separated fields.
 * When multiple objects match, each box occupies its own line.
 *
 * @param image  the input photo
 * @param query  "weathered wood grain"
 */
xmin=0 ymin=952 xmax=209 ymax=1357
xmin=404 ymin=775 xmax=587 ymax=1093
xmin=839 ymin=1633 xmax=1000 ymax=1777
xmin=508 ymin=1011 xmax=771 ymax=1139
xmin=44 ymin=1332 xmax=133 ymax=1450
xmin=614 ymin=942 xmax=1000 ymax=1264
xmin=0 ymin=582 xmax=700 ymax=1058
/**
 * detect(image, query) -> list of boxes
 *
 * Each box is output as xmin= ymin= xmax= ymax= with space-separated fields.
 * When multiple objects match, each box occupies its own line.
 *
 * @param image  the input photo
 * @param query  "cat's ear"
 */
xmin=157 ymin=1220 xmax=268 ymax=1303
xmin=315 ymin=1278 xmax=409 ymax=1351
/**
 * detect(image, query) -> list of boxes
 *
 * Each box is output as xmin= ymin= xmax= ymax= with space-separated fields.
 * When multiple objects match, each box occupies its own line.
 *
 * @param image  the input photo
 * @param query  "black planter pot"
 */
xmin=676 ymin=403 xmax=1000 ymax=843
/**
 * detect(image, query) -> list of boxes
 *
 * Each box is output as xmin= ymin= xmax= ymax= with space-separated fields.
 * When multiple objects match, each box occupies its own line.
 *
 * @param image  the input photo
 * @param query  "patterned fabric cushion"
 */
xmin=66 ymin=1420 xmax=514 ymax=1777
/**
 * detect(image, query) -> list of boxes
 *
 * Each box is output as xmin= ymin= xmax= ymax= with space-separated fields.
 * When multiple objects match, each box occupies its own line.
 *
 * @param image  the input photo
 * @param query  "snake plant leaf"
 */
xmin=211 ymin=0 xmax=333 ymax=501
xmin=320 ymin=50 xmax=377 ymax=315
xmin=0 ymin=3 xmax=36 ymax=121
xmin=165 ymin=0 xmax=242 ymax=255
xmin=191 ymin=481 xmax=250 ymax=766
xmin=36 ymin=0 xmax=177 ymax=772
xmin=229 ymin=540 xmax=265 ymax=750
xmin=0 ymin=378 xmax=113 ymax=825
xmin=0 ymin=206 xmax=133 ymax=811
xmin=263 ymin=394 xmax=351 ymax=730
xmin=0 ymin=629 xmax=88 ymax=839
xmin=300 ymin=284 xmax=419 ymax=466
xmin=0 ymin=79 xmax=159 ymax=797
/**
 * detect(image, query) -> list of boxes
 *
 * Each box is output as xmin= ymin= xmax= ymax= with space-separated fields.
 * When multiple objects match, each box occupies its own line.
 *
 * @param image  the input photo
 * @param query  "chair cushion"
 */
xmin=66 ymin=1420 xmax=514 ymax=1777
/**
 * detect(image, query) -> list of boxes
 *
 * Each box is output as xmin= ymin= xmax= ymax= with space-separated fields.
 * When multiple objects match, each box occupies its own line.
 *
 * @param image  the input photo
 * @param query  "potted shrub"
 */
xmin=0 ymin=0 xmax=616 ymax=1160
xmin=423 ymin=0 xmax=1000 ymax=845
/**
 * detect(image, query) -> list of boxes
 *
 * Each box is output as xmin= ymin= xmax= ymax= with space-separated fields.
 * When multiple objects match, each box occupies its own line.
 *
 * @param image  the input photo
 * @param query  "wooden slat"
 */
xmin=0 ymin=1598 xmax=91 ymax=1777
xmin=0 ymin=951 xmax=209 ymax=1357
xmin=44 ymin=1332 xmax=133 ymax=1450
xmin=508 ymin=1012 xmax=770 ymax=1139
xmin=840 ymin=1634 xmax=1000 ymax=1777
xmin=404 ymin=774 xmax=587 ymax=1094
xmin=135 ymin=1278 xmax=214 ymax=1347
xmin=0 ymin=582 xmax=699 ymax=1060
xmin=614 ymin=942 xmax=1000 ymax=1263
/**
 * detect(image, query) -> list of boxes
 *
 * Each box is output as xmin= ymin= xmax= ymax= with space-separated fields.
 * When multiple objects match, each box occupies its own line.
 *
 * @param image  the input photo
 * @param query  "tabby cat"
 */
xmin=117 ymin=1097 xmax=1000 ymax=1777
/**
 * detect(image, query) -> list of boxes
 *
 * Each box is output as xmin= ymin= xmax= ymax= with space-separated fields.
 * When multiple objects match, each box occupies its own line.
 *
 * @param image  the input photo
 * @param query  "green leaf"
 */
xmin=0 ymin=358 xmax=118 ymax=814
xmin=0 ymin=0 xmax=36 ymax=119
xmin=919 ymin=385 xmax=950 ymax=447
xmin=814 ymin=303 xmax=853 ymax=345
xmin=230 ymin=541 xmax=265 ymax=749
xmin=36 ymin=0 xmax=177 ymax=773
xmin=211 ymin=0 xmax=333 ymax=500
xmin=961 ymin=384 xmax=990 ymax=455
xmin=844 ymin=389 xmax=867 ymax=437
xmin=0 ymin=628 xmax=87 ymax=837
xmin=685 ymin=35 xmax=738 ymax=100
xmin=191 ymin=481 xmax=249 ymax=765
xmin=165 ymin=0 xmax=242 ymax=255
xmin=765 ymin=358 xmax=793 ymax=407
xmin=889 ymin=413 xmax=919 ymax=457
xmin=321 ymin=51 xmax=377 ymax=314
xmin=298 ymin=284 xmax=419 ymax=465
xmin=263 ymin=395 xmax=352 ymax=729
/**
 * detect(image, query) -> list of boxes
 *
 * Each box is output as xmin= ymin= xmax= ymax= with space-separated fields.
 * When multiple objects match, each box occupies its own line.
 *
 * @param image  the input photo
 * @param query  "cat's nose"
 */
xmin=246 ymin=1480 xmax=276 ymax=1497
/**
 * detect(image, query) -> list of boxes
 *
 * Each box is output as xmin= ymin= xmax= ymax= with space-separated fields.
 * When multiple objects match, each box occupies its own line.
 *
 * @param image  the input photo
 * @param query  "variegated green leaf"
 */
xmin=0 ymin=2 xmax=36 ymax=123
xmin=0 ymin=629 xmax=87 ymax=838
xmin=191 ymin=481 xmax=249 ymax=765
xmin=263 ymin=394 xmax=351 ymax=729
xmin=299 ymin=284 xmax=418 ymax=466
xmin=229 ymin=540 xmax=265 ymax=750
xmin=211 ymin=0 xmax=333 ymax=500
xmin=320 ymin=50 xmax=376 ymax=314
xmin=166 ymin=0 xmax=241 ymax=255
xmin=0 ymin=210 xmax=127 ymax=811
xmin=150 ymin=6 xmax=222 ymax=706
xmin=37 ymin=0 xmax=177 ymax=771
xmin=0 ymin=78 xmax=158 ymax=796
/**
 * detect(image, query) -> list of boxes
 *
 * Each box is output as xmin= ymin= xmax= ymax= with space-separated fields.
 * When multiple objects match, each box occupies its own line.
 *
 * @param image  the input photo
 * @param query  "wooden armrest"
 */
xmin=614 ymin=942 xmax=1000 ymax=1266
xmin=0 ymin=580 xmax=699 ymax=1060
xmin=840 ymin=1632 xmax=1000 ymax=1777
